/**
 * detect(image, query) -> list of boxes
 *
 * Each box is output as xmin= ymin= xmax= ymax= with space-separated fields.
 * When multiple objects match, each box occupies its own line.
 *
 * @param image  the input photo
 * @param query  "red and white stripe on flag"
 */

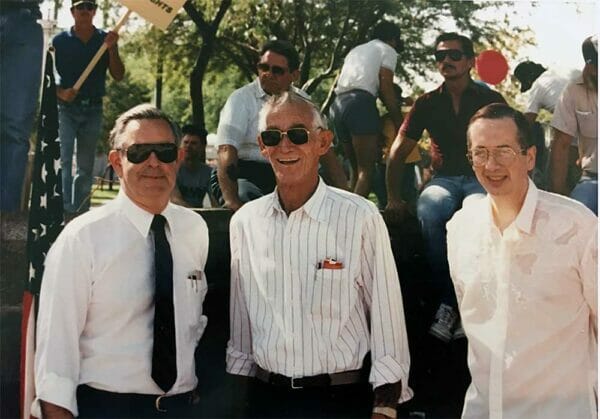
xmin=20 ymin=291 xmax=36 ymax=419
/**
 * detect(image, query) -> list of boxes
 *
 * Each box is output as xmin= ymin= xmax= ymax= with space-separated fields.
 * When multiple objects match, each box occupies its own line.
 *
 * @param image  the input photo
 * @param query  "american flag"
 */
xmin=20 ymin=50 xmax=63 ymax=419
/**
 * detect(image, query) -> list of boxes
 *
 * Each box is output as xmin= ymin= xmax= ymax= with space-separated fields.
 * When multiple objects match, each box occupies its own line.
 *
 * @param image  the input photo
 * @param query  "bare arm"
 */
xmin=378 ymin=68 xmax=402 ymax=129
xmin=319 ymin=148 xmax=349 ymax=190
xmin=217 ymin=145 xmax=243 ymax=211
xmin=549 ymin=128 xmax=573 ymax=195
xmin=56 ymin=87 xmax=78 ymax=102
xmin=105 ymin=31 xmax=125 ymax=81
xmin=384 ymin=132 xmax=418 ymax=223
xmin=40 ymin=400 xmax=74 ymax=419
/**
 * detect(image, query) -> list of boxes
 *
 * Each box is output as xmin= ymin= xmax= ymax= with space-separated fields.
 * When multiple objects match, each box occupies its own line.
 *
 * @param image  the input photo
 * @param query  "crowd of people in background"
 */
xmin=0 ymin=1 xmax=597 ymax=418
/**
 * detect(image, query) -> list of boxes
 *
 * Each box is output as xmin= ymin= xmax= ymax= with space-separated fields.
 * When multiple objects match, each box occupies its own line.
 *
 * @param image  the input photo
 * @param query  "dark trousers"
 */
xmin=245 ymin=379 xmax=373 ymax=418
xmin=77 ymin=385 xmax=199 ymax=418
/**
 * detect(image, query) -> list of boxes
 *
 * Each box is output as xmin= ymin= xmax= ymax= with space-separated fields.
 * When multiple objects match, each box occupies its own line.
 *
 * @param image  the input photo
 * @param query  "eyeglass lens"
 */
xmin=123 ymin=143 xmax=178 ymax=164
xmin=260 ymin=128 xmax=310 ymax=147
xmin=434 ymin=49 xmax=464 ymax=62
xmin=257 ymin=63 xmax=287 ymax=76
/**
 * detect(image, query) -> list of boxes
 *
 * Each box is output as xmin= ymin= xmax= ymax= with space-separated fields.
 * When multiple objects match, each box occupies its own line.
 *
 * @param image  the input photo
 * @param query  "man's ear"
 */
xmin=258 ymin=134 xmax=269 ymax=158
xmin=526 ymin=145 xmax=536 ymax=172
xmin=108 ymin=149 xmax=124 ymax=178
xmin=291 ymin=69 xmax=300 ymax=83
xmin=318 ymin=129 xmax=334 ymax=156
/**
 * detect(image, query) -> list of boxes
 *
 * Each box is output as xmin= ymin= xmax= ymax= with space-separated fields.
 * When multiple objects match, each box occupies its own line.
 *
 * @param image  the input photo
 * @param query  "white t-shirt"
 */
xmin=335 ymin=39 xmax=398 ymax=97
xmin=525 ymin=69 xmax=579 ymax=114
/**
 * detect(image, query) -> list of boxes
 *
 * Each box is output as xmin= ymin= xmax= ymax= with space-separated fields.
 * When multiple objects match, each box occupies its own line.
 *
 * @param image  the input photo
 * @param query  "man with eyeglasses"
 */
xmin=385 ymin=32 xmax=506 ymax=342
xmin=33 ymin=104 xmax=210 ymax=418
xmin=52 ymin=0 xmax=125 ymax=216
xmin=550 ymin=35 xmax=598 ymax=215
xmin=213 ymin=39 xmax=346 ymax=212
xmin=226 ymin=91 xmax=412 ymax=419
xmin=447 ymin=103 xmax=597 ymax=419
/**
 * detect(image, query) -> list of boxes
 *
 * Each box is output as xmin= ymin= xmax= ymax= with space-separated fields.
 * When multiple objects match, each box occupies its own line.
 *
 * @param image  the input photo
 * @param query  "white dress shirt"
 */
xmin=551 ymin=75 xmax=598 ymax=173
xmin=525 ymin=69 xmax=573 ymax=114
xmin=33 ymin=192 xmax=209 ymax=417
xmin=335 ymin=39 xmax=398 ymax=97
xmin=447 ymin=180 xmax=597 ymax=419
xmin=226 ymin=179 xmax=412 ymax=401
xmin=216 ymin=79 xmax=309 ymax=162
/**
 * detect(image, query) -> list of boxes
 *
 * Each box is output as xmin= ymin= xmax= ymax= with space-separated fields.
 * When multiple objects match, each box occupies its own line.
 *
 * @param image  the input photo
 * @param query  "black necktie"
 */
xmin=150 ymin=214 xmax=177 ymax=392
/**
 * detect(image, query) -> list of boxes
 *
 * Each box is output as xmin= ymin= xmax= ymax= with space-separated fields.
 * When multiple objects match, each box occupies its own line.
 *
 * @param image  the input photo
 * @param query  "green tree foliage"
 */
xmin=105 ymin=0 xmax=534 ymax=132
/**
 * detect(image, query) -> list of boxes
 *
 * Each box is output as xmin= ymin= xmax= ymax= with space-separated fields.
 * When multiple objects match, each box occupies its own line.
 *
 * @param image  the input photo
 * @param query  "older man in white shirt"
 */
xmin=447 ymin=103 xmax=597 ymax=419
xmin=33 ymin=104 xmax=209 ymax=418
xmin=227 ymin=91 xmax=411 ymax=419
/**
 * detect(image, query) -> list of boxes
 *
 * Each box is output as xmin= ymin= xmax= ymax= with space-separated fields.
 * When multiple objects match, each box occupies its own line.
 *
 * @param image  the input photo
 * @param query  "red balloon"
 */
xmin=476 ymin=50 xmax=509 ymax=85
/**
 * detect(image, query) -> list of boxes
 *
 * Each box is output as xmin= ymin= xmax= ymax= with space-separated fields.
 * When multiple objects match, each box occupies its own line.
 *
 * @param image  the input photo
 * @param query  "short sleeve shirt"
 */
xmin=525 ymin=70 xmax=570 ymax=114
xmin=401 ymin=81 xmax=506 ymax=176
xmin=52 ymin=28 xmax=109 ymax=99
xmin=551 ymin=76 xmax=598 ymax=173
xmin=335 ymin=39 xmax=398 ymax=96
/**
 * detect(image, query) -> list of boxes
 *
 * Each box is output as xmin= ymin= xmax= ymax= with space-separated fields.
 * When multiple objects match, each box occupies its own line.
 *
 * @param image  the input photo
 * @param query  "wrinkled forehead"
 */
xmin=118 ymin=119 xmax=176 ymax=147
xmin=265 ymin=100 xmax=315 ymax=129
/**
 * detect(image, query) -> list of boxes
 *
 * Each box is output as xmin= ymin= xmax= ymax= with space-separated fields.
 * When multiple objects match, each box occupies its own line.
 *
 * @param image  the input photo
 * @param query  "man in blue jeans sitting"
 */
xmin=53 ymin=0 xmax=124 ymax=215
xmin=385 ymin=32 xmax=506 ymax=342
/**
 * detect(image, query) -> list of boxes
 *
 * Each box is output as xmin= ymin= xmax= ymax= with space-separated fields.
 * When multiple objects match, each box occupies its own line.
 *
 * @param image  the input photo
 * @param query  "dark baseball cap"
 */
xmin=513 ymin=61 xmax=545 ymax=93
xmin=582 ymin=35 xmax=598 ymax=66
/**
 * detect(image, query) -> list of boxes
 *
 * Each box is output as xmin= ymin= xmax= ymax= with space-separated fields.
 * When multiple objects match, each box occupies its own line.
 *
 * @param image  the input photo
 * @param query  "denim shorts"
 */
xmin=330 ymin=89 xmax=380 ymax=143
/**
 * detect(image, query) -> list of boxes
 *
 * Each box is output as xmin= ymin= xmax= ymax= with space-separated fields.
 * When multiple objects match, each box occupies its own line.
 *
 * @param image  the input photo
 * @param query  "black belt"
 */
xmin=255 ymin=365 xmax=363 ymax=389
xmin=59 ymin=97 xmax=103 ymax=107
xmin=77 ymin=384 xmax=197 ymax=413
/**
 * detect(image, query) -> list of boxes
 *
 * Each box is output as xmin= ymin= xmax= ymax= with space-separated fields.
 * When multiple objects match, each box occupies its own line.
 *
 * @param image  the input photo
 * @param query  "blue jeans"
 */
xmin=0 ymin=8 xmax=43 ymax=211
xmin=58 ymin=103 xmax=103 ymax=213
xmin=570 ymin=175 xmax=597 ymax=215
xmin=417 ymin=175 xmax=486 ymax=310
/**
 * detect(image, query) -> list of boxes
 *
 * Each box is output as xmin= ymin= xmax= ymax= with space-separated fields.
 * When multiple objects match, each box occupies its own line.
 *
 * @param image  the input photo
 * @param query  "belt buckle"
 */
xmin=155 ymin=394 xmax=168 ymax=412
xmin=80 ymin=98 xmax=91 ymax=106
xmin=290 ymin=377 xmax=303 ymax=390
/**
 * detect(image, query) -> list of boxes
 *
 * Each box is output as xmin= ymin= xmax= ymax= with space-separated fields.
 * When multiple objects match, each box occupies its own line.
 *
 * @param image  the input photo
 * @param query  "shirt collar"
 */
xmin=252 ymin=78 xmax=269 ymax=100
xmin=263 ymin=177 xmax=329 ymax=223
xmin=115 ymin=191 xmax=175 ymax=237
xmin=438 ymin=78 xmax=479 ymax=96
xmin=513 ymin=178 xmax=538 ymax=235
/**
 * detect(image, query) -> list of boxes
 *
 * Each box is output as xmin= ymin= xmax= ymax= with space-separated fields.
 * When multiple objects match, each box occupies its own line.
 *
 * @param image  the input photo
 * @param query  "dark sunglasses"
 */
xmin=434 ymin=49 xmax=465 ymax=62
xmin=118 ymin=143 xmax=178 ymax=164
xmin=74 ymin=2 xmax=97 ymax=11
xmin=257 ymin=63 xmax=288 ymax=76
xmin=260 ymin=128 xmax=311 ymax=147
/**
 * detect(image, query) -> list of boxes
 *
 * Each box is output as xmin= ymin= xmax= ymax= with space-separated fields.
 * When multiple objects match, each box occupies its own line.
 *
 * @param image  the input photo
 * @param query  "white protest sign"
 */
xmin=117 ymin=0 xmax=187 ymax=31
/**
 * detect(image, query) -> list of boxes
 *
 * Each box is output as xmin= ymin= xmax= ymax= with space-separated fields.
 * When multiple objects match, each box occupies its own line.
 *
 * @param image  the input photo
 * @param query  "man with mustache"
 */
xmin=385 ymin=33 xmax=506 ymax=342
xmin=33 ymin=105 xmax=210 ymax=418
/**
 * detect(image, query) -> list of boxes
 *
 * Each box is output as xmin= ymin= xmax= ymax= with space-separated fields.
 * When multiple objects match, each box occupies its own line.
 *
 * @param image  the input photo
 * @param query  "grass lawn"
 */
xmin=90 ymin=183 xmax=119 ymax=207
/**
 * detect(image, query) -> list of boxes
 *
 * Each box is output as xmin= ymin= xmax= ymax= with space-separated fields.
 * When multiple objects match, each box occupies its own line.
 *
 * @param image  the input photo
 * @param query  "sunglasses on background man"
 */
xmin=257 ymin=63 xmax=288 ymax=76
xmin=434 ymin=49 xmax=466 ymax=62
xmin=117 ymin=143 xmax=178 ymax=164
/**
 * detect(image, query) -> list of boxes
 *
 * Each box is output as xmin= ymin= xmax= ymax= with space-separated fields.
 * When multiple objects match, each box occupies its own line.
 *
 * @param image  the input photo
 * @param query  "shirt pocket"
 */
xmin=575 ymin=108 xmax=597 ymax=138
xmin=310 ymin=268 xmax=352 ymax=321
xmin=184 ymin=269 xmax=208 ymax=340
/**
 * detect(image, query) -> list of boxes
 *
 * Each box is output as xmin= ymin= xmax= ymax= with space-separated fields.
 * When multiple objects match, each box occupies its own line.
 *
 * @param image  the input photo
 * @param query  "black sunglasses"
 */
xmin=74 ymin=2 xmax=97 ymax=11
xmin=260 ymin=128 xmax=311 ymax=147
xmin=434 ymin=49 xmax=466 ymax=62
xmin=118 ymin=143 xmax=178 ymax=164
xmin=257 ymin=63 xmax=288 ymax=76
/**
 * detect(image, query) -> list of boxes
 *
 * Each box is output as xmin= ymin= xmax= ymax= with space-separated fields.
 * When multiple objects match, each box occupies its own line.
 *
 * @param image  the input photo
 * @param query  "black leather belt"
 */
xmin=154 ymin=391 xmax=197 ymax=412
xmin=255 ymin=365 xmax=363 ymax=389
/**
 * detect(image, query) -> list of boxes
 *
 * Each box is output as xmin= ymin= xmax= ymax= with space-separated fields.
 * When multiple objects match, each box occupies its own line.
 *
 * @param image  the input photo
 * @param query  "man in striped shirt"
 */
xmin=226 ymin=91 xmax=411 ymax=418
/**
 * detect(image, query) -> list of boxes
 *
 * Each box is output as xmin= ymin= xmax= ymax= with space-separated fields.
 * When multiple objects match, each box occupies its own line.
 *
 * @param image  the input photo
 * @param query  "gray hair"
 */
xmin=108 ymin=104 xmax=181 ymax=149
xmin=258 ymin=91 xmax=326 ymax=132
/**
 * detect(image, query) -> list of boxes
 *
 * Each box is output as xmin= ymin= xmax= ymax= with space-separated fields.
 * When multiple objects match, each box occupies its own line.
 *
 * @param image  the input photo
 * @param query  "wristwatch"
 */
xmin=372 ymin=406 xmax=397 ymax=419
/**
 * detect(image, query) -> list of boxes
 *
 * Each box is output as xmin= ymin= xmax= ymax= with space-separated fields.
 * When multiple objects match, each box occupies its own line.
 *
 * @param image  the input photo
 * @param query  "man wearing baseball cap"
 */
xmin=550 ymin=35 xmax=598 ymax=214
xmin=52 ymin=0 xmax=125 ymax=217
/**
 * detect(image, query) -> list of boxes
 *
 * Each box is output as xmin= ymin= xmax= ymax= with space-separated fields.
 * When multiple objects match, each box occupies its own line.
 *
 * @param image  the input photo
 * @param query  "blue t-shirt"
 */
xmin=52 ymin=28 xmax=109 ymax=99
xmin=176 ymin=163 xmax=213 ymax=207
